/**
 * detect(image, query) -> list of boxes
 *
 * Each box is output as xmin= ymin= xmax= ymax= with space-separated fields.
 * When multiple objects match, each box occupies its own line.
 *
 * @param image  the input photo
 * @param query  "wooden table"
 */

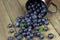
xmin=0 ymin=0 xmax=60 ymax=40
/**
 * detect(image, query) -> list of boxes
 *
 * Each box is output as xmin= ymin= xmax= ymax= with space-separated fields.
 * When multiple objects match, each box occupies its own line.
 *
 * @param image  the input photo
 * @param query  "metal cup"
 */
xmin=42 ymin=0 xmax=57 ymax=13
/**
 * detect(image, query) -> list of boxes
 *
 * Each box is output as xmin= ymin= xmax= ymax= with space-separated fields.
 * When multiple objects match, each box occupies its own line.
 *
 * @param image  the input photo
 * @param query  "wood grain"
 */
xmin=2 ymin=0 xmax=26 ymax=31
xmin=0 ymin=0 xmax=16 ymax=40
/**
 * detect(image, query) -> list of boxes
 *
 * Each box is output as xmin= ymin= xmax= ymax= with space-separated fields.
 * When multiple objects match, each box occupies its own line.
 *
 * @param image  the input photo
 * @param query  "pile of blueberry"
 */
xmin=8 ymin=0 xmax=54 ymax=40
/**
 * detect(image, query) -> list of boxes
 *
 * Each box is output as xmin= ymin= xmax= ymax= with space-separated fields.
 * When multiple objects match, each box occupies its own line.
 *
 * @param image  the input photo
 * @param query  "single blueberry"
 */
xmin=8 ymin=23 xmax=12 ymax=28
xmin=8 ymin=36 xmax=13 ymax=40
xmin=9 ymin=29 xmax=14 ymax=33
xmin=14 ymin=32 xmax=19 ymax=37
xmin=17 ymin=35 xmax=22 ymax=40
xmin=48 ymin=33 xmax=54 ymax=39
xmin=39 ymin=34 xmax=44 ymax=39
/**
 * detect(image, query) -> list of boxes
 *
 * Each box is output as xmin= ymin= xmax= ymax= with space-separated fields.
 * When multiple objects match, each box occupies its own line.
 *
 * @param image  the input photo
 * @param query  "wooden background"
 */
xmin=0 ymin=0 xmax=60 ymax=40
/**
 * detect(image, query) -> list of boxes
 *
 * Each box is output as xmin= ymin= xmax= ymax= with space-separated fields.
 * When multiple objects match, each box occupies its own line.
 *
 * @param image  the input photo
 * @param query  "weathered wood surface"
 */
xmin=0 ymin=0 xmax=60 ymax=40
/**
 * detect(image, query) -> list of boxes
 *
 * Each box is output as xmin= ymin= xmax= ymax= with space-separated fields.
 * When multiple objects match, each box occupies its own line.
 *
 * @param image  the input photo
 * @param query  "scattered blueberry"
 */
xmin=8 ymin=23 xmax=12 ymax=28
xmin=8 ymin=36 xmax=13 ymax=40
xmin=9 ymin=29 xmax=14 ymax=33
xmin=39 ymin=34 xmax=44 ymax=39
xmin=48 ymin=33 xmax=54 ymax=39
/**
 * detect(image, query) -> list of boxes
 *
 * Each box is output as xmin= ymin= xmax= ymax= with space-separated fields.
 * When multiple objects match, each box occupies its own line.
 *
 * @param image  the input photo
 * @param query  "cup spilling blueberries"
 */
xmin=8 ymin=0 xmax=54 ymax=40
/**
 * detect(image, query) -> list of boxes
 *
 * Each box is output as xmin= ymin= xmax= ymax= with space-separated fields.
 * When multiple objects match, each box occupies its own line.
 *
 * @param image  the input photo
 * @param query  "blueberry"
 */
xmin=14 ymin=32 xmax=19 ymax=37
xmin=16 ymin=17 xmax=20 ymax=21
xmin=41 ymin=5 xmax=47 ymax=12
xmin=26 ymin=35 xmax=33 ymax=40
xmin=39 ymin=34 xmax=44 ymax=39
xmin=41 ymin=18 xmax=45 ymax=22
xmin=15 ymin=22 xmax=20 ymax=27
xmin=38 ymin=19 xmax=41 ymax=23
xmin=9 ymin=29 xmax=14 ymax=33
xmin=29 ymin=34 xmax=34 ymax=38
xmin=33 ymin=11 xmax=37 ymax=15
xmin=16 ymin=17 xmax=21 ymax=23
xmin=34 ymin=26 xmax=39 ymax=31
xmin=28 ymin=9 xmax=32 ymax=13
xmin=26 ymin=36 xmax=31 ymax=40
xmin=22 ymin=32 xmax=26 ymax=36
xmin=26 ymin=19 xmax=31 ymax=22
xmin=42 ymin=4 xmax=46 ymax=8
xmin=32 ymin=19 xmax=37 ymax=23
xmin=41 ymin=8 xmax=47 ymax=13
xmin=28 ymin=26 xmax=32 ymax=29
xmin=8 ymin=23 xmax=12 ymax=28
xmin=31 ymin=14 xmax=37 ymax=19
xmin=24 ymin=29 xmax=27 ymax=32
xmin=44 ymin=21 xmax=49 ymax=25
xmin=48 ymin=33 xmax=54 ymax=39
xmin=33 ymin=23 xmax=38 ymax=27
xmin=16 ymin=16 xmax=23 ymax=22
xmin=40 ymin=13 xmax=44 ymax=16
xmin=17 ymin=35 xmax=22 ymax=40
xmin=30 ymin=13 xmax=34 ymax=16
xmin=28 ymin=6 xmax=31 ymax=10
xmin=28 ymin=28 xmax=32 ymax=32
xmin=44 ymin=27 xmax=48 ymax=31
xmin=36 ymin=9 xmax=40 ymax=12
xmin=18 ymin=29 xmax=23 ymax=34
xmin=36 ymin=32 xmax=41 ymax=37
xmin=38 ymin=14 xmax=42 ymax=18
xmin=31 ymin=4 xmax=35 ymax=8
xmin=26 ymin=22 xmax=31 ymax=26
xmin=27 ymin=32 xmax=30 ymax=36
xmin=21 ymin=27 xmax=25 ymax=30
xmin=26 ymin=14 xmax=30 ymax=18
xmin=32 ymin=8 xmax=36 ymax=11
xmin=21 ymin=19 xmax=25 ymax=22
xmin=8 ymin=36 xmax=13 ymax=40
xmin=37 ymin=4 xmax=40 ymax=7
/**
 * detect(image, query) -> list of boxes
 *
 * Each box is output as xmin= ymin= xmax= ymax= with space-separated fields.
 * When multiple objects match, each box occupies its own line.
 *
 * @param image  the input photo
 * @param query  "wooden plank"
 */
xmin=18 ymin=0 xmax=27 ymax=12
xmin=0 ymin=0 xmax=16 ymax=40
xmin=2 ymin=0 xmax=25 ymax=31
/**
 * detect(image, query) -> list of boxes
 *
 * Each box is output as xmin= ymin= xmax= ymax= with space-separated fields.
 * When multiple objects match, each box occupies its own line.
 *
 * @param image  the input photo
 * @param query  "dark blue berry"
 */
xmin=22 ymin=32 xmax=26 ymax=36
xmin=29 ymin=34 xmax=33 ymax=38
xmin=34 ymin=26 xmax=39 ymax=31
xmin=27 ymin=32 xmax=30 ymax=36
xmin=18 ymin=29 xmax=23 ymax=34
xmin=44 ymin=27 xmax=48 ymax=31
xmin=39 ymin=34 xmax=44 ymax=39
xmin=48 ymin=33 xmax=54 ymax=39
xmin=14 ymin=32 xmax=19 ymax=37
xmin=28 ymin=28 xmax=32 ymax=32
xmin=15 ymin=22 xmax=20 ymax=27
xmin=31 ymin=14 xmax=37 ymax=19
xmin=8 ymin=36 xmax=13 ymax=40
xmin=9 ymin=29 xmax=14 ymax=33
xmin=8 ymin=23 xmax=12 ymax=28
xmin=44 ymin=21 xmax=49 ymax=25
xmin=17 ymin=35 xmax=22 ymax=40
